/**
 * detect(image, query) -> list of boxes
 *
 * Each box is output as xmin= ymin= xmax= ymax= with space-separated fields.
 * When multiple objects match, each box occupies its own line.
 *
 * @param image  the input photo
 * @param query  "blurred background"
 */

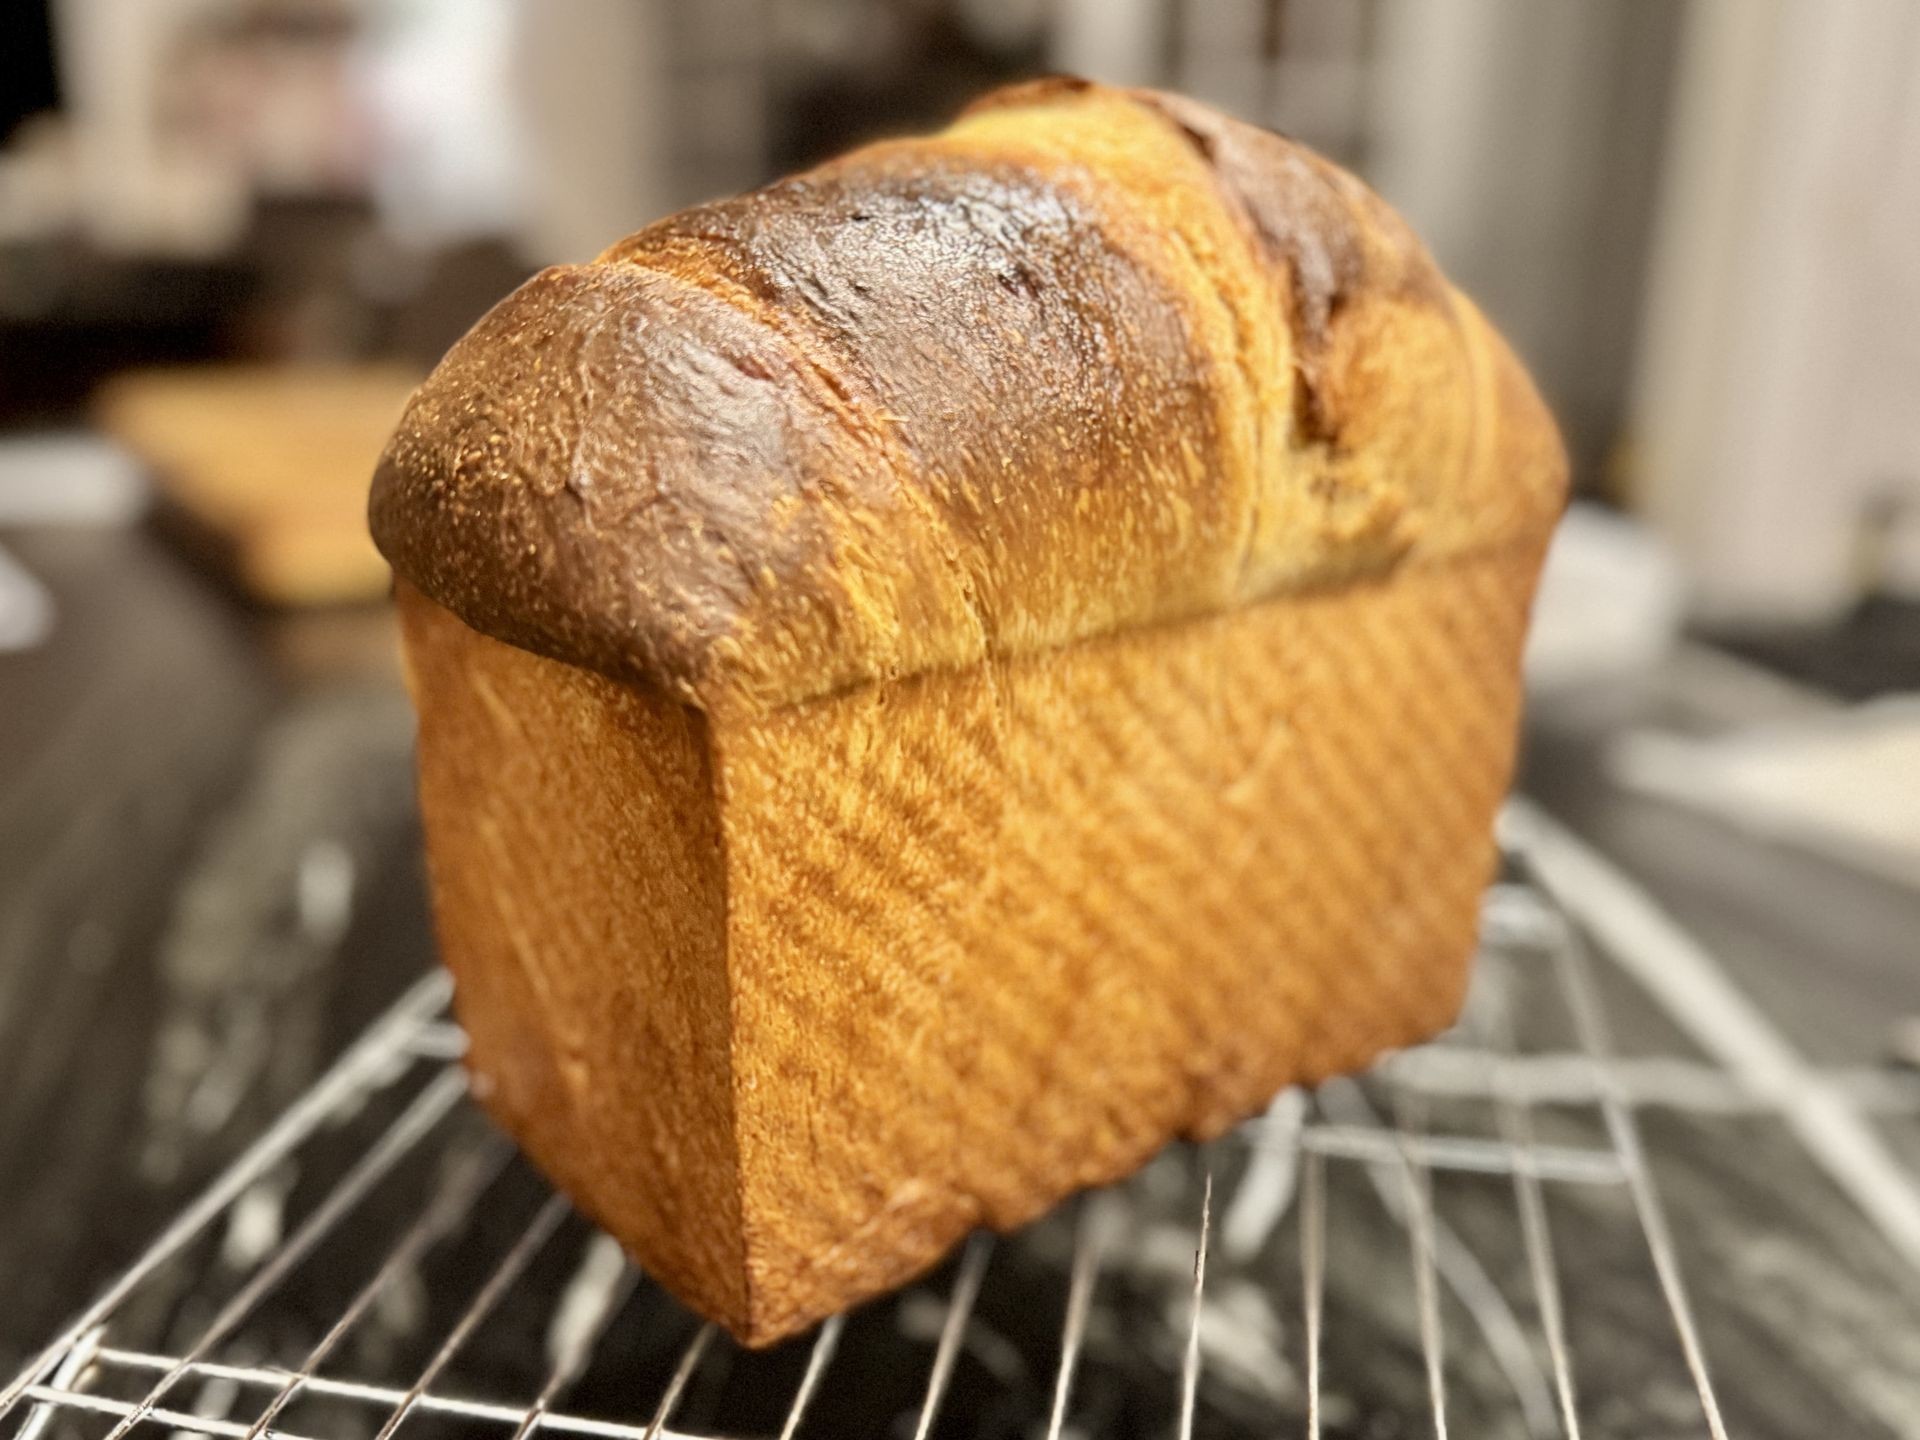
xmin=4 ymin=0 xmax=1919 ymax=621
xmin=3 ymin=0 xmax=1919 ymax=1426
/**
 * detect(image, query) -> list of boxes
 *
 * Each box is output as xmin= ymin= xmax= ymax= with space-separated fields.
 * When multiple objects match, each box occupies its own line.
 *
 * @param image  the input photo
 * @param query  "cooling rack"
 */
xmin=8 ymin=798 xmax=1918 ymax=1440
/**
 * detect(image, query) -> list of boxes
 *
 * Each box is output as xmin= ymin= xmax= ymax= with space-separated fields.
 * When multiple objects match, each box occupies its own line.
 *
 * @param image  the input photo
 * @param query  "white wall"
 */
xmin=515 ymin=0 xmax=675 ymax=265
xmin=1631 ymin=0 xmax=1920 ymax=621
xmin=1368 ymin=0 xmax=1682 ymax=483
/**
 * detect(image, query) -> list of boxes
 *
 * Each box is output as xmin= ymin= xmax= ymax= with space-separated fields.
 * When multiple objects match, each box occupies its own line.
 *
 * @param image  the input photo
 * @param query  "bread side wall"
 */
xmin=712 ymin=537 xmax=1547 ymax=1342
xmin=396 ymin=584 xmax=750 ymax=1328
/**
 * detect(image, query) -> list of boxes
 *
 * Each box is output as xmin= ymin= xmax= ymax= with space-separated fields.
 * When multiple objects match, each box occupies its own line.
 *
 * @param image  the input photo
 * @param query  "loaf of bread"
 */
xmin=371 ymin=78 xmax=1565 ymax=1346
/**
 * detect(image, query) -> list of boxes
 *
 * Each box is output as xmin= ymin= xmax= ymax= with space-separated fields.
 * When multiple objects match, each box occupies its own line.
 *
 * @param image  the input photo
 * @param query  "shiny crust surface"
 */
xmin=370 ymin=80 xmax=1565 ymax=711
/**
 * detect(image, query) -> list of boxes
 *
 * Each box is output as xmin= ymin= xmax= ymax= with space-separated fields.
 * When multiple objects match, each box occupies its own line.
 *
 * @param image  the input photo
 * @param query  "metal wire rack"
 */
xmin=7 ymin=798 xmax=1917 ymax=1440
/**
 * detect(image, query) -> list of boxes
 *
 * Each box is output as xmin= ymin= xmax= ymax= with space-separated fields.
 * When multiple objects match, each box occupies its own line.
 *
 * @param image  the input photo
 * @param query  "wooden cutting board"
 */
xmin=96 ymin=364 xmax=421 ymax=607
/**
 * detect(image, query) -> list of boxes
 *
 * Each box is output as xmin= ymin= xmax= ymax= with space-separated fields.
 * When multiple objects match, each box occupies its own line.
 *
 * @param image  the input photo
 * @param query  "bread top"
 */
xmin=371 ymin=78 xmax=1566 ymax=714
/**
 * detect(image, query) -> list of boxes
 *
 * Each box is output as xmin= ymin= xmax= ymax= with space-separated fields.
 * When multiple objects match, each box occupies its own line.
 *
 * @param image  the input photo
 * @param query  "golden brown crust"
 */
xmin=400 ymin=529 xmax=1546 ymax=1344
xmin=370 ymin=79 xmax=1565 ymax=713
xmin=396 ymin=580 xmax=750 ymax=1320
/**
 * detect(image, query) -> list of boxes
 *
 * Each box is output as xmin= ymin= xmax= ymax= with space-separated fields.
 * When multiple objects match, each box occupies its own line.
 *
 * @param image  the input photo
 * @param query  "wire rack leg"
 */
xmin=0 ymin=970 xmax=453 ymax=1426
xmin=372 ymin=1191 xmax=571 ymax=1440
xmin=776 ymin=1313 xmax=845 ymax=1440
xmin=509 ymin=1235 xmax=640 ymax=1440
xmin=105 ymin=1065 xmax=470 ymax=1440
xmin=1391 ymin=1092 xmax=1449 ymax=1440
xmin=1175 ymin=1170 xmax=1212 ymax=1440
xmin=12 ymin=1328 xmax=103 ymax=1440
xmin=1302 ymin=1149 xmax=1326 ymax=1440
xmin=242 ymin=1134 xmax=513 ymax=1440
xmin=639 ymin=1323 xmax=716 ymax=1440
xmin=1508 ymin=796 xmax=1920 ymax=1271
xmin=1548 ymin=935 xmax=1731 ymax=1440
xmin=910 ymin=1233 xmax=993 ymax=1440
xmin=1045 ymin=1196 xmax=1111 ymax=1440
xmin=1485 ymin=983 xmax=1583 ymax=1440
xmin=1319 ymin=1077 xmax=1558 ymax=1438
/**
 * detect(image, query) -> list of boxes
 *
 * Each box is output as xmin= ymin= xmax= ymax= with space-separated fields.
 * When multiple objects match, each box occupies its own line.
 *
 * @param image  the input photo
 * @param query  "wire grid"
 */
xmin=8 ymin=801 xmax=1871 ymax=1440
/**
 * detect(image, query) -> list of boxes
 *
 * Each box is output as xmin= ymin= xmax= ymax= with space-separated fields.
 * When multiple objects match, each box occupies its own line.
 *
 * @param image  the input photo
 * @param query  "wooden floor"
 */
xmin=2 ymin=520 xmax=1917 ymax=1439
